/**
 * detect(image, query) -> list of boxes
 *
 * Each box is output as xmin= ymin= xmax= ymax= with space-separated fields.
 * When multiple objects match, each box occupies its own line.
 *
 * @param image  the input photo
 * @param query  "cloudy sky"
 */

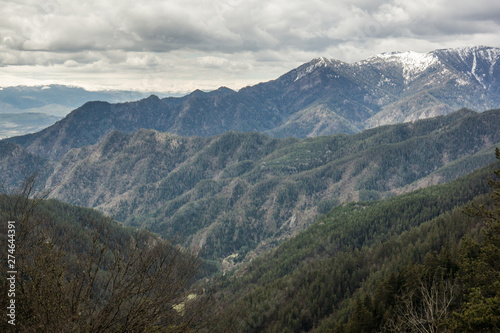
xmin=1 ymin=0 xmax=500 ymax=94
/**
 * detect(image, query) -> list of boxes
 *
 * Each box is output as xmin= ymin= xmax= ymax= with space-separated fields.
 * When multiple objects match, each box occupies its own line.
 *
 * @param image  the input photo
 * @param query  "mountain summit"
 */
xmin=5 ymin=46 xmax=500 ymax=160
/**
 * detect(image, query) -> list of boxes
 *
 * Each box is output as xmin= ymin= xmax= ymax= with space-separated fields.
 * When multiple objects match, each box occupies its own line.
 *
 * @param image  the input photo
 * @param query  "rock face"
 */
xmin=6 ymin=46 xmax=500 ymax=161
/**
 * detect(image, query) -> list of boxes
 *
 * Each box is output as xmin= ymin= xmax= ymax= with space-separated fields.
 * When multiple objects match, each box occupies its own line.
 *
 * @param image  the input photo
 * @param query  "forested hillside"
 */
xmin=1 ymin=130 xmax=499 ymax=333
xmin=1 ymin=148 xmax=498 ymax=333
xmin=212 ymin=152 xmax=500 ymax=332
xmin=27 ymin=109 xmax=500 ymax=263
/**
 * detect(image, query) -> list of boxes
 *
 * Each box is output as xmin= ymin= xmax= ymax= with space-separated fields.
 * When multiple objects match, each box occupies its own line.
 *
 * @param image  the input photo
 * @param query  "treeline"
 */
xmin=212 ymin=150 xmax=500 ymax=332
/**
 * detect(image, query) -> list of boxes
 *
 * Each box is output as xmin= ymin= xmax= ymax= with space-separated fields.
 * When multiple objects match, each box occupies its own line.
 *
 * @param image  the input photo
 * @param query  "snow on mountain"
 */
xmin=294 ymin=57 xmax=333 ymax=82
xmin=455 ymin=47 xmax=500 ymax=89
xmin=435 ymin=46 xmax=500 ymax=89
xmin=362 ymin=51 xmax=439 ymax=83
xmin=6 ymin=46 xmax=500 ymax=160
xmin=440 ymin=45 xmax=500 ymax=65
xmin=291 ymin=46 xmax=500 ymax=93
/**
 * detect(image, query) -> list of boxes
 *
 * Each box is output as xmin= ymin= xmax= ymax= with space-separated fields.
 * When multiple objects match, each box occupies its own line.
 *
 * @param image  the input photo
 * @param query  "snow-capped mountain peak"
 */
xmin=294 ymin=57 xmax=333 ymax=82
xmin=432 ymin=46 xmax=500 ymax=89
xmin=363 ymin=51 xmax=439 ymax=82
xmin=435 ymin=45 xmax=500 ymax=60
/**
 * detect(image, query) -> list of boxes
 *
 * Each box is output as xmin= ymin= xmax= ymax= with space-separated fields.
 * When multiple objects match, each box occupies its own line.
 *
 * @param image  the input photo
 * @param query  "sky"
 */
xmin=1 ymin=0 xmax=500 ymax=95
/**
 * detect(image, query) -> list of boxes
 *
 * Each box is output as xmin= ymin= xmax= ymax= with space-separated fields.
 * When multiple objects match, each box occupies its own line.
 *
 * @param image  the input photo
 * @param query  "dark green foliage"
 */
xmin=450 ymin=148 xmax=500 ymax=331
xmin=358 ymin=189 xmax=381 ymax=201
xmin=213 ymin=153 xmax=500 ymax=332
xmin=317 ymin=199 xmax=339 ymax=214
xmin=335 ymin=149 xmax=500 ymax=332
xmin=3 ymin=109 xmax=496 ymax=263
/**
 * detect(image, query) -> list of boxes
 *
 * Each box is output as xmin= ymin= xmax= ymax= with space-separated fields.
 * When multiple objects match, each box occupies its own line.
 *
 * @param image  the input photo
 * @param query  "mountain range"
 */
xmin=0 ymin=112 xmax=61 ymax=139
xmin=1 ymin=46 xmax=500 ymax=263
xmin=5 ymin=46 xmax=500 ymax=161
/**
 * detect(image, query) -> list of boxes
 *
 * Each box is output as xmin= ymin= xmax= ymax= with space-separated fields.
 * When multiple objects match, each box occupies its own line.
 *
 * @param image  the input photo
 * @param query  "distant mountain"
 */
xmin=0 ymin=84 xmax=168 ymax=115
xmin=3 ymin=109 xmax=498 ymax=263
xmin=0 ymin=112 xmax=61 ymax=139
xmin=0 ymin=85 xmax=172 ymax=138
xmin=5 ymin=46 xmax=500 ymax=161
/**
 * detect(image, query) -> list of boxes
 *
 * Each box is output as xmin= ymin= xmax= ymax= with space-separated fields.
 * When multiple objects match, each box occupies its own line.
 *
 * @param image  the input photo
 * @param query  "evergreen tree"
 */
xmin=450 ymin=148 xmax=500 ymax=331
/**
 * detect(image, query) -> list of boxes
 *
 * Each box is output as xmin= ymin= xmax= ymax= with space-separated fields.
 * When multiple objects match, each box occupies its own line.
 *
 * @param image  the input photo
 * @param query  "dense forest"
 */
xmin=1 ymin=149 xmax=498 ymax=332
xmin=2 ymin=108 xmax=498 ymax=268
xmin=211 ymin=149 xmax=500 ymax=332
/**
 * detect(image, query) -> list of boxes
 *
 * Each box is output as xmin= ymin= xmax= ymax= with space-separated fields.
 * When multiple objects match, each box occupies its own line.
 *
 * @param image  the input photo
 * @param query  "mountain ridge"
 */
xmin=3 ymin=108 xmax=498 ymax=263
xmin=4 ymin=46 xmax=500 ymax=161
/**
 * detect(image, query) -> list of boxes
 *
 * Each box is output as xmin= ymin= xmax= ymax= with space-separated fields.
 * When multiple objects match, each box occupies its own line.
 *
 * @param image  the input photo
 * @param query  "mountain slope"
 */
xmin=5 ymin=46 xmax=500 ymax=161
xmin=0 ymin=190 xmax=207 ymax=332
xmin=9 ymin=109 xmax=498 ymax=263
xmin=213 ymin=156 xmax=500 ymax=332
xmin=0 ymin=141 xmax=52 ymax=189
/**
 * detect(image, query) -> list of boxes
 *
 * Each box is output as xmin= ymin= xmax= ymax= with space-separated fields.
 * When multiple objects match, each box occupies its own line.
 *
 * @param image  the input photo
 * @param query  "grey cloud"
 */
xmin=0 ymin=0 xmax=499 ymax=92
xmin=4 ymin=0 xmax=499 ymax=56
